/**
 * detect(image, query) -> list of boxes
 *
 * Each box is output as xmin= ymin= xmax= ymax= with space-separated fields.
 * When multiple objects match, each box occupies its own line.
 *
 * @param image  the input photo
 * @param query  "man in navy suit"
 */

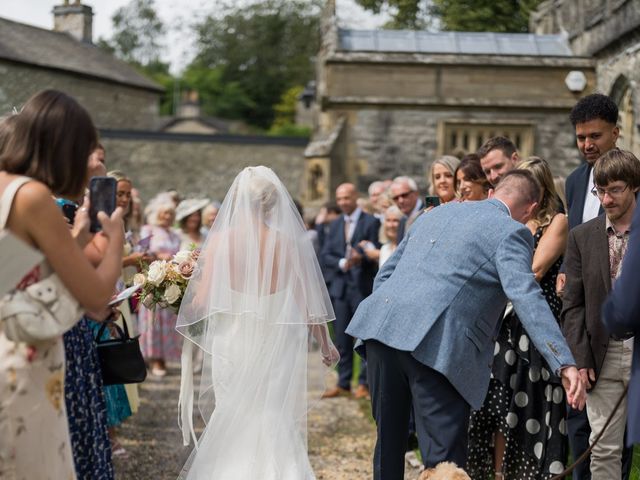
xmin=557 ymin=94 xmax=628 ymax=480
xmin=603 ymin=186 xmax=640 ymax=447
xmin=320 ymin=183 xmax=380 ymax=399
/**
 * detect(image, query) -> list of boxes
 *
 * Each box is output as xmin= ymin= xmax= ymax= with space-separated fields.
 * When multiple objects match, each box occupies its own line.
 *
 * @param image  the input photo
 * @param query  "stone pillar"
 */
xmin=53 ymin=2 xmax=93 ymax=44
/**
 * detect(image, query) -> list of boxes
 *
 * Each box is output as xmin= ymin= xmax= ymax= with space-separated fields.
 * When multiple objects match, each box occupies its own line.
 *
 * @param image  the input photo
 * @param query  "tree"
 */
xmin=97 ymin=0 xmax=166 ymax=66
xmin=181 ymin=64 xmax=255 ymax=120
xmin=431 ymin=0 xmax=543 ymax=33
xmin=190 ymin=0 xmax=321 ymax=129
xmin=356 ymin=0 xmax=543 ymax=32
xmin=269 ymin=85 xmax=311 ymax=137
xmin=355 ymin=0 xmax=431 ymax=29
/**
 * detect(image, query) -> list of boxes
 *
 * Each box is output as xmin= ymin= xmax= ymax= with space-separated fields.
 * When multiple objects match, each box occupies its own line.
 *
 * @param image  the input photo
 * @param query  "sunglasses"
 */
xmin=392 ymin=191 xmax=414 ymax=202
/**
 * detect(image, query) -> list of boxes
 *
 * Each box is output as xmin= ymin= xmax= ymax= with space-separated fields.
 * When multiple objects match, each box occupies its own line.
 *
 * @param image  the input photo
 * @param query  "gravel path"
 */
xmin=114 ymin=363 xmax=420 ymax=479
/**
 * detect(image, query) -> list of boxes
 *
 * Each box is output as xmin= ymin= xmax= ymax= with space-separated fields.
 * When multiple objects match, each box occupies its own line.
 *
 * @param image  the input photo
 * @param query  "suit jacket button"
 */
xmin=430 ymin=239 xmax=435 ymax=243
xmin=385 ymin=298 xmax=389 ymax=303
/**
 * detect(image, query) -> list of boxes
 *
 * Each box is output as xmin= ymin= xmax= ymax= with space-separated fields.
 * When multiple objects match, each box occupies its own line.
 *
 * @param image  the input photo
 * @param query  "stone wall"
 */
xmin=341 ymin=107 xmax=581 ymax=193
xmin=99 ymin=131 xmax=308 ymax=204
xmin=0 ymin=62 xmax=160 ymax=130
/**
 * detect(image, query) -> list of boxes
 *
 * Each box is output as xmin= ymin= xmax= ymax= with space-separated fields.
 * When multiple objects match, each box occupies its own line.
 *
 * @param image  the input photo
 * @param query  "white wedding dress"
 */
xmin=176 ymin=166 xmax=336 ymax=480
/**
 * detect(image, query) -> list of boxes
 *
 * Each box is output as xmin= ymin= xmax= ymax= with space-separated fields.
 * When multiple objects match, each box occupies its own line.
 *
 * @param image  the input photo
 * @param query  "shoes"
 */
xmin=354 ymin=384 xmax=370 ymax=399
xmin=321 ymin=386 xmax=351 ymax=399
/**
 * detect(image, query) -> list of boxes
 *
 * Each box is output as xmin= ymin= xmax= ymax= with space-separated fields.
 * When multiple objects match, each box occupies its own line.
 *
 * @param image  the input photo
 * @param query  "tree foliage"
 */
xmin=356 ymin=0 xmax=543 ymax=32
xmin=431 ymin=0 xmax=543 ymax=33
xmin=191 ymin=0 xmax=321 ymax=128
xmin=98 ymin=0 xmax=166 ymax=65
xmin=355 ymin=0 xmax=430 ymax=29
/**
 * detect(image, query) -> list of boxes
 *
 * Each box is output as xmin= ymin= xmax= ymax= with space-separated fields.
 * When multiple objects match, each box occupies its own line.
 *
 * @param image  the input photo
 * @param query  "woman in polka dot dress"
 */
xmin=467 ymin=157 xmax=569 ymax=480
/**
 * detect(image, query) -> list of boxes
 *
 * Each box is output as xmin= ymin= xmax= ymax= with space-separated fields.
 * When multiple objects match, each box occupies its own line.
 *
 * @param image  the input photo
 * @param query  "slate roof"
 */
xmin=0 ymin=17 xmax=163 ymax=92
xmin=338 ymin=29 xmax=574 ymax=57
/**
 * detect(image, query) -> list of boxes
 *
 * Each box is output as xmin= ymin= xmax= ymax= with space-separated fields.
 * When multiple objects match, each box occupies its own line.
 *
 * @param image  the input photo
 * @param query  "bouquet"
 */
xmin=133 ymin=247 xmax=200 ymax=313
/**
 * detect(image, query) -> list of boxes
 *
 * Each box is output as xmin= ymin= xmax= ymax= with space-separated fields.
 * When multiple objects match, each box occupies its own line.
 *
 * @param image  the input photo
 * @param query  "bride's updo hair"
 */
xmin=246 ymin=167 xmax=278 ymax=215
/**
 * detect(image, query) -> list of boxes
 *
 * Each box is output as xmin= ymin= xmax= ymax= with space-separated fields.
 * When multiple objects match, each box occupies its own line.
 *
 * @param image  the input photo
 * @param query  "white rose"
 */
xmin=174 ymin=250 xmax=192 ymax=264
xmin=147 ymin=261 xmax=168 ymax=286
xmin=164 ymin=283 xmax=181 ymax=305
xmin=132 ymin=273 xmax=146 ymax=286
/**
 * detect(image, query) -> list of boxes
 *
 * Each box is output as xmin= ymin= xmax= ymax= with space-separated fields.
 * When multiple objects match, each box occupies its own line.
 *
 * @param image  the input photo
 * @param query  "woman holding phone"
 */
xmin=0 ymin=90 xmax=123 ymax=479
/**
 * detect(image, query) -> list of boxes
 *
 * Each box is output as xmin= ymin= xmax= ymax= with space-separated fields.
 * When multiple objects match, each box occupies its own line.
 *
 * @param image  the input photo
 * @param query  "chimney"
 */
xmin=53 ymin=1 xmax=93 ymax=44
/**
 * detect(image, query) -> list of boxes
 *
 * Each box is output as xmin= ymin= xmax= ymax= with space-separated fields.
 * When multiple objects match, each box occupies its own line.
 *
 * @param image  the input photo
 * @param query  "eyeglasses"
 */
xmin=391 ymin=190 xmax=413 ymax=202
xmin=591 ymin=184 xmax=629 ymax=198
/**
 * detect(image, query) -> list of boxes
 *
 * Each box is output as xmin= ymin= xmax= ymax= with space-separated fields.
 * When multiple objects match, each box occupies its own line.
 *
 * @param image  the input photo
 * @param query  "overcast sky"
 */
xmin=3 ymin=0 xmax=387 ymax=73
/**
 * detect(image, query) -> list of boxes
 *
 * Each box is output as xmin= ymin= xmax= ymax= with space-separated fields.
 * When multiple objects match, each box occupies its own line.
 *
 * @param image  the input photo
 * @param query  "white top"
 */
xmin=582 ymin=167 xmax=601 ymax=224
xmin=379 ymin=243 xmax=396 ymax=267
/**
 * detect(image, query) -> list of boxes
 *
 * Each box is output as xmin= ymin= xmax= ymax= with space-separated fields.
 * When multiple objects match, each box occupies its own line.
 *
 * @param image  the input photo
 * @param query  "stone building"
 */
xmin=531 ymin=0 xmax=640 ymax=155
xmin=0 ymin=2 xmax=307 ymax=204
xmin=304 ymin=1 xmax=601 ymax=205
xmin=0 ymin=4 xmax=163 ymax=130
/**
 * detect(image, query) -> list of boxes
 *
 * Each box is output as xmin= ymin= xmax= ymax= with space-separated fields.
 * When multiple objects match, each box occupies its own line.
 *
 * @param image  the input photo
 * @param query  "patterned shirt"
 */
xmin=606 ymin=216 xmax=630 ymax=281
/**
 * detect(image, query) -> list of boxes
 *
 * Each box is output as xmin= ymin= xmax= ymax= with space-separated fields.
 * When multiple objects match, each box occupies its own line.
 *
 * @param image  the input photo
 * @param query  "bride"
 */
xmin=176 ymin=166 xmax=339 ymax=479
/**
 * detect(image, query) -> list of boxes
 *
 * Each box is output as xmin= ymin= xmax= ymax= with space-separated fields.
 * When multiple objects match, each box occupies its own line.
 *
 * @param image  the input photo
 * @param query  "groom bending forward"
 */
xmin=346 ymin=170 xmax=586 ymax=479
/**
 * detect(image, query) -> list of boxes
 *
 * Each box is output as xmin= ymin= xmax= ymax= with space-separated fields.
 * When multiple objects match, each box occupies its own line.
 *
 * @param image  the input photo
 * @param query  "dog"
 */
xmin=418 ymin=461 xmax=471 ymax=480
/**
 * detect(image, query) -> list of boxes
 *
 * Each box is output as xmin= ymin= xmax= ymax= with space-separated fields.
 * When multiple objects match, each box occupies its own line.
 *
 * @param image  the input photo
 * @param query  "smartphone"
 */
xmin=55 ymin=198 xmax=78 ymax=225
xmin=89 ymin=176 xmax=117 ymax=233
xmin=424 ymin=196 xmax=441 ymax=209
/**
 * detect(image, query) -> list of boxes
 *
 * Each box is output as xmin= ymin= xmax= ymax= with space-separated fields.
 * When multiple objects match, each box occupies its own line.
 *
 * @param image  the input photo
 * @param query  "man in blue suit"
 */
xmin=603 ymin=169 xmax=640 ymax=447
xmin=320 ymin=183 xmax=380 ymax=399
xmin=347 ymin=171 xmax=586 ymax=479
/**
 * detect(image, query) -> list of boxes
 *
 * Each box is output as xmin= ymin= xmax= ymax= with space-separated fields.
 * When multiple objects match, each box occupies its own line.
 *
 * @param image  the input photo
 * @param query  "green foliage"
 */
xmin=98 ymin=0 xmax=166 ymax=65
xmin=355 ymin=0 xmax=430 ymax=29
xmin=356 ymin=0 xmax=543 ymax=32
xmin=268 ymin=85 xmax=310 ymax=137
xmin=181 ymin=64 xmax=255 ymax=120
xmin=431 ymin=0 xmax=544 ymax=33
xmin=191 ymin=0 xmax=321 ymax=129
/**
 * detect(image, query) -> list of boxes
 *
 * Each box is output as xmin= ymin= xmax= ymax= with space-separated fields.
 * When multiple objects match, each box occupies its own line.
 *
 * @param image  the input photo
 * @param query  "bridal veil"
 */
xmin=176 ymin=166 xmax=337 ymax=476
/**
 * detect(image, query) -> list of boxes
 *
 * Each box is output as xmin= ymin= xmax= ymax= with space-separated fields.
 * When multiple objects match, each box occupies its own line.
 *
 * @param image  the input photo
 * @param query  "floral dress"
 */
xmin=0 ymin=178 xmax=76 ymax=479
xmin=137 ymin=225 xmax=183 ymax=362
xmin=467 ymin=227 xmax=567 ymax=479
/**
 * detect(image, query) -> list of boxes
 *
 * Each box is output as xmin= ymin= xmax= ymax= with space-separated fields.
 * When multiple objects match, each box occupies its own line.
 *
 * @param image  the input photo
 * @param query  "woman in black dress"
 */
xmin=467 ymin=157 xmax=569 ymax=480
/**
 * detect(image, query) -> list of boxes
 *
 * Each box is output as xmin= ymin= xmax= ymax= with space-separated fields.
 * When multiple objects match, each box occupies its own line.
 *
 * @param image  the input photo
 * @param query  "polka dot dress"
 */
xmin=467 ymin=228 xmax=567 ymax=480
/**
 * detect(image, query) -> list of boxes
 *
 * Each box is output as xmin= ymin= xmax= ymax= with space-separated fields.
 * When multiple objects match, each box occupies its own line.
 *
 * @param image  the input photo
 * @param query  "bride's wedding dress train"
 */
xmin=179 ymin=290 xmax=317 ymax=480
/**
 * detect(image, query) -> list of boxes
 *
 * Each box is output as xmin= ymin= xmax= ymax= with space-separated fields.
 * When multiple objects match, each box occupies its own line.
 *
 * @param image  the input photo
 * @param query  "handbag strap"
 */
xmin=95 ymin=312 xmax=131 ymax=343
xmin=0 ymin=176 xmax=32 ymax=230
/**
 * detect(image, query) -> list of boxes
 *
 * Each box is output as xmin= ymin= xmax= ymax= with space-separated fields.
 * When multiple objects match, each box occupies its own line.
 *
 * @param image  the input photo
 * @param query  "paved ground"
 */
xmin=113 ymin=363 xmax=421 ymax=479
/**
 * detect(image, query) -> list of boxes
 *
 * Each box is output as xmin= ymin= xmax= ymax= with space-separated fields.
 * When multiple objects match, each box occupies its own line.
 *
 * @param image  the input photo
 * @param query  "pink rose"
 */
xmin=191 ymin=248 xmax=201 ymax=261
xmin=179 ymin=260 xmax=195 ymax=279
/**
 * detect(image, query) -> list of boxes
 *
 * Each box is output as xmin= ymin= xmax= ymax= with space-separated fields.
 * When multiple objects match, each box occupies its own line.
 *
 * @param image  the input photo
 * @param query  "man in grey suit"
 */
xmin=347 ymin=170 xmax=586 ymax=479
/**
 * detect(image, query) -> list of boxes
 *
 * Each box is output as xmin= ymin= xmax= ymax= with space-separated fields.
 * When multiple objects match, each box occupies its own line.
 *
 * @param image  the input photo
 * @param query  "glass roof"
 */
xmin=338 ymin=29 xmax=574 ymax=57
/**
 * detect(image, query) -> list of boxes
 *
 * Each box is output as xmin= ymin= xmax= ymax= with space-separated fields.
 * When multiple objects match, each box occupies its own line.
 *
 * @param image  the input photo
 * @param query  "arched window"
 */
xmin=610 ymin=75 xmax=636 ymax=153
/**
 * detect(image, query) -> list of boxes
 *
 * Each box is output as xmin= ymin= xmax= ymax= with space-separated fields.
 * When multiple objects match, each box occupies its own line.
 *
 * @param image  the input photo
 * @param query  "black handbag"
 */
xmin=94 ymin=313 xmax=147 ymax=386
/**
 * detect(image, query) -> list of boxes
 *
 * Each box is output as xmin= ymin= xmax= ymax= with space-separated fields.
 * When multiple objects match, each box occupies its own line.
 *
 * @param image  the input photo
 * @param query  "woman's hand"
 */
xmin=71 ymin=198 xmax=92 ymax=248
xmin=321 ymin=343 xmax=340 ymax=366
xmin=98 ymin=207 xmax=125 ymax=240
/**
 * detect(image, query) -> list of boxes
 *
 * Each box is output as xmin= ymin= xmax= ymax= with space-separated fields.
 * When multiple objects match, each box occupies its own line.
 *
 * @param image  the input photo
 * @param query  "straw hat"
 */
xmin=175 ymin=198 xmax=209 ymax=222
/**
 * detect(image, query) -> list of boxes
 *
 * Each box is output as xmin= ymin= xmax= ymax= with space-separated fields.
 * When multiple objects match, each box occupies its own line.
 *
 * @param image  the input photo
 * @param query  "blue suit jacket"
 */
xmin=346 ymin=199 xmax=575 ymax=409
xmin=566 ymin=162 xmax=603 ymax=230
xmin=320 ymin=212 xmax=380 ymax=300
xmin=603 ymin=204 xmax=640 ymax=445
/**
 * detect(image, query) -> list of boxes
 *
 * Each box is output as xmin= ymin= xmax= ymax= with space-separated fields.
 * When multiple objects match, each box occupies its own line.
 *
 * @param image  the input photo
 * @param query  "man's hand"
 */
xmin=556 ymin=272 xmax=566 ymax=297
xmin=579 ymin=367 xmax=596 ymax=390
xmin=561 ymin=366 xmax=587 ymax=410
xmin=346 ymin=249 xmax=363 ymax=269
